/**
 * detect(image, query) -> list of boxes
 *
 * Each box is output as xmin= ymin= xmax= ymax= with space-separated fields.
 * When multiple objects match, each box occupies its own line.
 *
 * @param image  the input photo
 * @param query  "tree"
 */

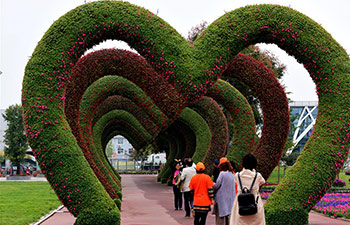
xmin=2 ymin=104 xmax=28 ymax=175
xmin=187 ymin=21 xmax=208 ymax=43
xmin=343 ymin=154 xmax=350 ymax=170
xmin=0 ymin=154 xmax=5 ymax=168
xmin=106 ymin=141 xmax=115 ymax=159
xmin=130 ymin=144 xmax=154 ymax=170
xmin=277 ymin=110 xmax=300 ymax=183
xmin=242 ymin=45 xmax=286 ymax=79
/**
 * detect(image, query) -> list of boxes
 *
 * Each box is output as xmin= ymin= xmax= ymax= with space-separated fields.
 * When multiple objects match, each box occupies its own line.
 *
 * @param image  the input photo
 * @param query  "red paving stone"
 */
xmin=40 ymin=174 xmax=350 ymax=225
xmin=120 ymin=174 xmax=215 ymax=225
xmin=308 ymin=211 xmax=350 ymax=225
xmin=40 ymin=207 xmax=76 ymax=225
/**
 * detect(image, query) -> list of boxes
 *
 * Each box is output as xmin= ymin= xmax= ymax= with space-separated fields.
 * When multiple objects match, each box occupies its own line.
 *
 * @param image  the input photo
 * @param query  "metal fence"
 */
xmin=108 ymin=158 xmax=161 ymax=171
xmin=108 ymin=158 xmax=140 ymax=171
xmin=116 ymin=160 xmax=139 ymax=171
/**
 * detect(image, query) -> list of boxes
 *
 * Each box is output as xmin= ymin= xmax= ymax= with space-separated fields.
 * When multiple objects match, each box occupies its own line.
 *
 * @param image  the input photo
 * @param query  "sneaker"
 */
xmin=185 ymin=215 xmax=190 ymax=218
xmin=175 ymin=208 xmax=178 ymax=211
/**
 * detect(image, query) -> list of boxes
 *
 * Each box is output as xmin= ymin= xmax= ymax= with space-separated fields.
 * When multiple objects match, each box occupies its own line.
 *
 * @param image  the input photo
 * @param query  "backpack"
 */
xmin=237 ymin=172 xmax=259 ymax=216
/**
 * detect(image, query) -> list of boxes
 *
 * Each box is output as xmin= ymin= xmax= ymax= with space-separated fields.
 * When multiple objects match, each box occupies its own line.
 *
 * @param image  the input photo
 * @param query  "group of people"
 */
xmin=171 ymin=154 xmax=265 ymax=225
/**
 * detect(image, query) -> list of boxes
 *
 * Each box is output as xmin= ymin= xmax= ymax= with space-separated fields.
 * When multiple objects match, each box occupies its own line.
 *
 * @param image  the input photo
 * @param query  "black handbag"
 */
xmin=237 ymin=172 xmax=259 ymax=216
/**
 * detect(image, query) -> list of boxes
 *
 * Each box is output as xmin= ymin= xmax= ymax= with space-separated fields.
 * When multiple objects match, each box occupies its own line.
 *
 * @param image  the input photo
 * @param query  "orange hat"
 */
xmin=196 ymin=162 xmax=205 ymax=171
xmin=219 ymin=157 xmax=229 ymax=166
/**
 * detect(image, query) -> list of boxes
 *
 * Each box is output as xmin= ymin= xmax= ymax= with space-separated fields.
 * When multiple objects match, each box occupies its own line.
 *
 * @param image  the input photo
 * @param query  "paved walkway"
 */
xmin=39 ymin=207 xmax=75 ymax=225
xmin=121 ymin=174 xmax=212 ymax=225
xmin=39 ymin=175 xmax=350 ymax=225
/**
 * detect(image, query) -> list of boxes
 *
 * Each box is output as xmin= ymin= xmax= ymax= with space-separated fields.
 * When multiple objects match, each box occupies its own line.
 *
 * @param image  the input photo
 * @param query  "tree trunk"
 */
xmin=17 ymin=160 xmax=21 ymax=175
xmin=278 ymin=164 xmax=280 ymax=184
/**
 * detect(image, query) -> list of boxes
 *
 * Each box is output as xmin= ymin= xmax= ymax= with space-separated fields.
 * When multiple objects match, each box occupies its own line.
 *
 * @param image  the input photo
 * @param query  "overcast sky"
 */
xmin=1 ymin=0 xmax=349 ymax=109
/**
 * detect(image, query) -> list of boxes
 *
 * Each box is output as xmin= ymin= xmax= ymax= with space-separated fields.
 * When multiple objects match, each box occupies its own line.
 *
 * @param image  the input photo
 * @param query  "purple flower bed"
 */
xmin=333 ymin=178 xmax=346 ymax=187
xmin=314 ymin=193 xmax=350 ymax=218
xmin=260 ymin=192 xmax=271 ymax=199
xmin=260 ymin=192 xmax=350 ymax=219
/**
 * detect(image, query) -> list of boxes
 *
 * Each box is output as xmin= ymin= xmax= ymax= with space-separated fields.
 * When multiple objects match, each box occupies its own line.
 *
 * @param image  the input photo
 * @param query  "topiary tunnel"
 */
xmin=22 ymin=1 xmax=350 ymax=225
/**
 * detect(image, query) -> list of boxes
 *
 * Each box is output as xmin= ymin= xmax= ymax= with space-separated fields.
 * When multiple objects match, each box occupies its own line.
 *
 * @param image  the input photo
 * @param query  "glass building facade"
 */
xmin=289 ymin=101 xmax=318 ymax=153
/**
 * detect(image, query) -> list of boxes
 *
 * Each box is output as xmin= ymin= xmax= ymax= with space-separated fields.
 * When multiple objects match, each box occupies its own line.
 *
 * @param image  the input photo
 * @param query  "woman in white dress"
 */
xmin=230 ymin=154 xmax=265 ymax=225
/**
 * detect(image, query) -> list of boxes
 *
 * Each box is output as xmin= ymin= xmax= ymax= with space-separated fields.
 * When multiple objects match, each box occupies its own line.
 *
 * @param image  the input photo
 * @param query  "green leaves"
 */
xmin=3 ymin=104 xmax=28 ymax=166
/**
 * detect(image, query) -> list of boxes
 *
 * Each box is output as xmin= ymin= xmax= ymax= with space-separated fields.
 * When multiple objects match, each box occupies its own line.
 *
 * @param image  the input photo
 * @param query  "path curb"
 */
xmin=30 ymin=205 xmax=64 ymax=225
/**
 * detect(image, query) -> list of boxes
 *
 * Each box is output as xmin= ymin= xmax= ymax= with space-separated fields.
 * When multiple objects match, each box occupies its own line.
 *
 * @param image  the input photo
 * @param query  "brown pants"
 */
xmin=215 ymin=204 xmax=230 ymax=225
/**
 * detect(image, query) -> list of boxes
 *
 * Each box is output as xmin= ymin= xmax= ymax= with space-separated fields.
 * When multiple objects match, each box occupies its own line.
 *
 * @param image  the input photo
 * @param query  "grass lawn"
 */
xmin=266 ymin=166 xmax=290 ymax=184
xmin=267 ymin=167 xmax=350 ymax=189
xmin=0 ymin=182 xmax=61 ymax=225
xmin=338 ymin=172 xmax=350 ymax=189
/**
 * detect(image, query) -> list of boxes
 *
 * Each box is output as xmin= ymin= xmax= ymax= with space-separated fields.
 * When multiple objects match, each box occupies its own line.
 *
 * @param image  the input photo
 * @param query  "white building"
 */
xmin=111 ymin=135 xmax=134 ymax=161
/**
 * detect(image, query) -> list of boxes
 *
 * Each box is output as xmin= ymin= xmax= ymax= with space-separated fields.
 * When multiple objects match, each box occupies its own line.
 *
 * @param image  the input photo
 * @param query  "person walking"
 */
xmin=213 ymin=157 xmax=236 ymax=225
xmin=230 ymin=154 xmax=266 ymax=225
xmin=212 ymin=159 xmax=220 ymax=182
xmin=189 ymin=162 xmax=214 ymax=225
xmin=181 ymin=158 xmax=197 ymax=218
xmin=172 ymin=163 xmax=183 ymax=210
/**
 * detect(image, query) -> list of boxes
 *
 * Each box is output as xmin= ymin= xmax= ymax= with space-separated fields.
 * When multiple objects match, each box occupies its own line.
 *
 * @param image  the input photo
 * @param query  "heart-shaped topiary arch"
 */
xmin=22 ymin=1 xmax=350 ymax=224
xmin=70 ymin=48 xmax=288 ymax=185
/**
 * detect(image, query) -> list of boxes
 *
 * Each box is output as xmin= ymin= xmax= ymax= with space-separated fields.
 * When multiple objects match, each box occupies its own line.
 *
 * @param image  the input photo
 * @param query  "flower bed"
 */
xmin=260 ymin=192 xmax=350 ymax=219
xmin=333 ymin=178 xmax=346 ymax=187
xmin=314 ymin=193 xmax=350 ymax=219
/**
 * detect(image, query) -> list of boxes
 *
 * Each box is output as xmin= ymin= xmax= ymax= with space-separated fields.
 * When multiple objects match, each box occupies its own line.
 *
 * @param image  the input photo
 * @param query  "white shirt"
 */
xmin=180 ymin=166 xmax=197 ymax=192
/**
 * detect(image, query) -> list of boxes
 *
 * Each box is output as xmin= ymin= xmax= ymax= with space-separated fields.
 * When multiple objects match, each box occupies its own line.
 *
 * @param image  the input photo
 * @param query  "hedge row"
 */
xmin=163 ymin=123 xmax=187 ymax=185
xmin=91 ymin=95 xmax=159 ymax=137
xmin=156 ymin=133 xmax=178 ymax=183
xmin=176 ymin=120 xmax=197 ymax=158
xmin=92 ymin=108 xmax=153 ymax=158
xmin=206 ymin=79 xmax=256 ymax=169
xmin=65 ymin=49 xmax=187 ymax=130
xmin=177 ymin=108 xmax=211 ymax=163
xmin=156 ymin=107 xmax=213 ymax=180
xmin=78 ymin=76 xmax=155 ymax=199
xmin=189 ymin=96 xmax=229 ymax=175
xmin=91 ymin=111 xmax=121 ymax=181
xmin=222 ymin=53 xmax=290 ymax=180
xmin=92 ymin=109 xmax=153 ymax=185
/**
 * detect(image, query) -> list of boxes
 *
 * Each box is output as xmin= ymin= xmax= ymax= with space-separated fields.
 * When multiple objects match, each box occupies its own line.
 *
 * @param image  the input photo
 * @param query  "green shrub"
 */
xmin=206 ymin=79 xmax=256 ymax=169
xmin=189 ymin=97 xmax=229 ymax=174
